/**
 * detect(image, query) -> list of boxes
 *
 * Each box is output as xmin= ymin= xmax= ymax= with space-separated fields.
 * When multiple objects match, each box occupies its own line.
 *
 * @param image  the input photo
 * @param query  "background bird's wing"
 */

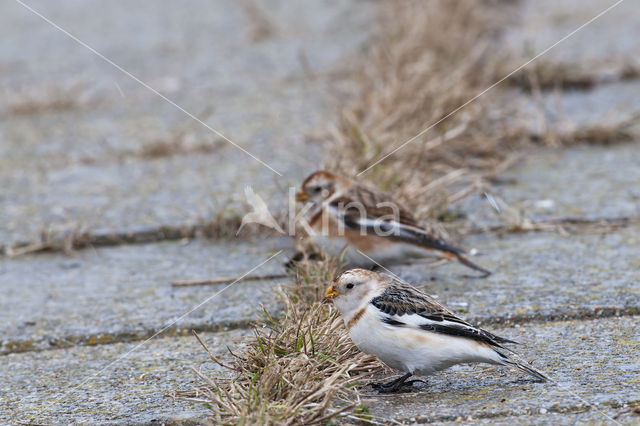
xmin=371 ymin=280 xmax=516 ymax=347
xmin=340 ymin=184 xmax=419 ymax=226
xmin=328 ymin=193 xmax=464 ymax=255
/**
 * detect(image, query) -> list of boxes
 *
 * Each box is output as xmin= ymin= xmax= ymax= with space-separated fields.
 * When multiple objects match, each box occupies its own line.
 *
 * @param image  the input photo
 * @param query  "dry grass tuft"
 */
xmin=555 ymin=118 xmax=638 ymax=146
xmin=239 ymin=0 xmax=277 ymax=43
xmin=328 ymin=0 xmax=519 ymax=224
xmin=137 ymin=127 xmax=222 ymax=160
xmin=137 ymin=137 xmax=220 ymax=159
xmin=328 ymin=0 xmax=636 ymax=230
xmin=509 ymin=59 xmax=640 ymax=91
xmin=177 ymin=258 xmax=383 ymax=425
xmin=135 ymin=108 xmax=223 ymax=159
xmin=3 ymin=81 xmax=91 ymax=116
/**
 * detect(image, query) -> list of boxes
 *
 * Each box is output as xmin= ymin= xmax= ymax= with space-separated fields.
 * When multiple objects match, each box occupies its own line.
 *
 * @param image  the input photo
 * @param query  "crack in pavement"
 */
xmin=3 ymin=305 xmax=638 ymax=356
xmin=3 ymin=215 xmax=639 ymax=258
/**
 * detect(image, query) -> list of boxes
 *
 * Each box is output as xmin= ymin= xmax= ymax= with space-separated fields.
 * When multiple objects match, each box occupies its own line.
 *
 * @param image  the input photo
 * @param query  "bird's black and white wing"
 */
xmin=357 ymin=277 xmax=547 ymax=382
xmin=369 ymin=279 xmax=516 ymax=348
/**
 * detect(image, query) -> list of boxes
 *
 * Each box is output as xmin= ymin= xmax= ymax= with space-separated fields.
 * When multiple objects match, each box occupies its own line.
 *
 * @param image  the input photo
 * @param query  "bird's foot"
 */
xmin=371 ymin=373 xmax=425 ymax=393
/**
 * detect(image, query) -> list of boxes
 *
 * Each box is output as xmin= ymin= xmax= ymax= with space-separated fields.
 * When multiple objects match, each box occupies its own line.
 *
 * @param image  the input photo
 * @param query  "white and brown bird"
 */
xmin=325 ymin=269 xmax=547 ymax=392
xmin=294 ymin=170 xmax=490 ymax=276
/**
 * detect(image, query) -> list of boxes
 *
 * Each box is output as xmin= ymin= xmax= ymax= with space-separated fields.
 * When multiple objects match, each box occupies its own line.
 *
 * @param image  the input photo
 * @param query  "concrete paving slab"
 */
xmin=507 ymin=0 xmax=640 ymax=65
xmin=363 ymin=316 xmax=640 ymax=424
xmin=3 ymin=220 xmax=638 ymax=355
xmin=0 ymin=329 xmax=248 ymax=424
xmin=432 ymin=410 xmax=633 ymax=426
xmin=0 ymin=238 xmax=293 ymax=354
xmin=0 ymin=148 xmax=295 ymax=249
xmin=393 ymin=222 xmax=640 ymax=324
xmin=459 ymin=141 xmax=640 ymax=227
xmin=0 ymin=0 xmax=375 ymax=246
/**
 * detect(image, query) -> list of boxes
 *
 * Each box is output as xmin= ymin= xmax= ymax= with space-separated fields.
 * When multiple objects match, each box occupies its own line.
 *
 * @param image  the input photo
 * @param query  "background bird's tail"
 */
xmin=442 ymin=252 xmax=491 ymax=277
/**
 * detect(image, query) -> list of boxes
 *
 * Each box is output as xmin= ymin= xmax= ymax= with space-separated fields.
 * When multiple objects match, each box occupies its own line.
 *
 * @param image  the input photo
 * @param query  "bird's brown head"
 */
xmin=295 ymin=170 xmax=346 ymax=203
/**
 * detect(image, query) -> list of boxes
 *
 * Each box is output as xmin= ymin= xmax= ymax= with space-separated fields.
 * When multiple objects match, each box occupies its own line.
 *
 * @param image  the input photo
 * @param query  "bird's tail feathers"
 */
xmin=499 ymin=355 xmax=548 ymax=382
xmin=491 ymin=333 xmax=520 ymax=346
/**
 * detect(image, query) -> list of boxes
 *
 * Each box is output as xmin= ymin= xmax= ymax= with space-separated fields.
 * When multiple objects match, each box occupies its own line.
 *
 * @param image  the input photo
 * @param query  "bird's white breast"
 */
xmin=348 ymin=306 xmax=502 ymax=375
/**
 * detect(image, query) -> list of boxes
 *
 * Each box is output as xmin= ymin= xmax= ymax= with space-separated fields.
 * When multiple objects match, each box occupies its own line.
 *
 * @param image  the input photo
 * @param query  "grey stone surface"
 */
xmin=0 ymin=329 xmax=248 ymax=424
xmin=2 ymin=0 xmax=640 ymax=423
xmin=433 ymin=410 xmax=634 ymax=426
xmin=0 ymin=0 xmax=374 ymax=246
xmin=508 ymin=0 xmax=640 ymax=66
xmin=363 ymin=316 xmax=640 ymax=424
xmin=0 ymin=238 xmax=294 ymax=354
xmin=459 ymin=141 xmax=640 ymax=226
xmin=388 ymin=222 xmax=640 ymax=324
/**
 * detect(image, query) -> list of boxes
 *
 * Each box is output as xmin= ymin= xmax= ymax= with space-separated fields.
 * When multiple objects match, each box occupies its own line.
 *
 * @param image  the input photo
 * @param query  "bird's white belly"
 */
xmin=348 ymin=309 xmax=501 ymax=375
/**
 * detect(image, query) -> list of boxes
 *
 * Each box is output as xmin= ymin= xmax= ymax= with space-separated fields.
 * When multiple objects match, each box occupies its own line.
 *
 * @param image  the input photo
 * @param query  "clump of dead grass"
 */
xmin=509 ymin=58 xmax=640 ymax=91
xmin=328 ymin=0 xmax=520 ymax=224
xmin=239 ymin=0 xmax=277 ymax=43
xmin=178 ymin=258 xmax=383 ymax=424
xmin=328 ymin=0 xmax=636 ymax=231
xmin=137 ymin=114 xmax=223 ymax=159
xmin=555 ymin=116 xmax=638 ymax=146
xmin=3 ymin=81 xmax=91 ymax=116
xmin=137 ymin=137 xmax=220 ymax=159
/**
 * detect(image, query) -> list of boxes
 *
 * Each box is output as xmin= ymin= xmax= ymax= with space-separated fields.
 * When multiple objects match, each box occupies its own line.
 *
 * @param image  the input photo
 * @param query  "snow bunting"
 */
xmin=294 ymin=170 xmax=490 ymax=276
xmin=325 ymin=269 xmax=547 ymax=392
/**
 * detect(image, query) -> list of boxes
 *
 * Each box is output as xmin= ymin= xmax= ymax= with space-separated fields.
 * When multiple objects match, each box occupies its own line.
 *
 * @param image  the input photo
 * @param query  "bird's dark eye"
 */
xmin=346 ymin=283 xmax=354 ymax=289
xmin=312 ymin=186 xmax=322 ymax=193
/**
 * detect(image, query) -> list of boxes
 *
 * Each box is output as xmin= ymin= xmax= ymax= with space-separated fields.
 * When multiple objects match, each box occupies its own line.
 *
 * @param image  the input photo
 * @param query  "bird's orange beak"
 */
xmin=295 ymin=190 xmax=308 ymax=202
xmin=324 ymin=285 xmax=339 ymax=299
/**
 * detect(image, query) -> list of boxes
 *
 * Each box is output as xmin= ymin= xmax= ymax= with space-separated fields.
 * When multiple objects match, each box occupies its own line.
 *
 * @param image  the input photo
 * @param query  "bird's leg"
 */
xmin=371 ymin=372 xmax=416 ymax=393
xmin=284 ymin=251 xmax=304 ymax=269
xmin=284 ymin=251 xmax=322 ymax=269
